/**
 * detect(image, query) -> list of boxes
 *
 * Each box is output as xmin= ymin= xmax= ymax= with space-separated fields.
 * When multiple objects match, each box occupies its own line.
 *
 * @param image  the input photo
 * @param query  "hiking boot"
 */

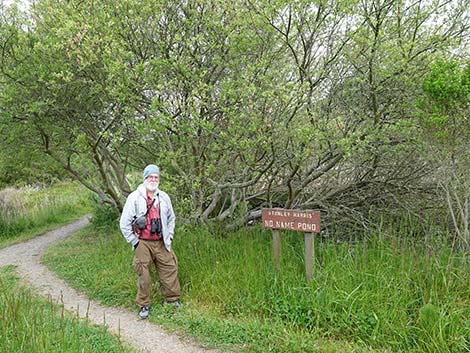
xmin=163 ymin=299 xmax=182 ymax=309
xmin=138 ymin=305 xmax=150 ymax=319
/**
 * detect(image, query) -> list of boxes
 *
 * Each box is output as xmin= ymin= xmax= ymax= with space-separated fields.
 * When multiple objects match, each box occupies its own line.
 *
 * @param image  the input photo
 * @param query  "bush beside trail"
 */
xmin=0 ymin=265 xmax=135 ymax=353
xmin=0 ymin=182 xmax=92 ymax=248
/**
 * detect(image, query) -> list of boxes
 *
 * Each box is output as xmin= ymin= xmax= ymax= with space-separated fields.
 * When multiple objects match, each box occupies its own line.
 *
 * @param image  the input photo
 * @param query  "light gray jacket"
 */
xmin=119 ymin=184 xmax=176 ymax=251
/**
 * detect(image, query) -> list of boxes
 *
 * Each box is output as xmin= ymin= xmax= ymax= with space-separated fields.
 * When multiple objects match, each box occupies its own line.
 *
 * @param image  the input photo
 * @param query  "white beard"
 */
xmin=145 ymin=180 xmax=159 ymax=192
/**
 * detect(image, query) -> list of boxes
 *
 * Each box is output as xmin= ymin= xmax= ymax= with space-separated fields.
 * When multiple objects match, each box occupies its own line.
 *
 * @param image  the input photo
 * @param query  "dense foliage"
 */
xmin=1 ymin=0 xmax=469 ymax=231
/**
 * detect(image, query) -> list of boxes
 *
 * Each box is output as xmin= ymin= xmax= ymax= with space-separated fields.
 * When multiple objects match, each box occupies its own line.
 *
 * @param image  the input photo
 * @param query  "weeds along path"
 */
xmin=0 ymin=216 xmax=220 ymax=353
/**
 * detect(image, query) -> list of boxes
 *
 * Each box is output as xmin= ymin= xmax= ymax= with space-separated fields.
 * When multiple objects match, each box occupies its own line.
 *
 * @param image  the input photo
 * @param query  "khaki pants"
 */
xmin=133 ymin=240 xmax=181 ymax=307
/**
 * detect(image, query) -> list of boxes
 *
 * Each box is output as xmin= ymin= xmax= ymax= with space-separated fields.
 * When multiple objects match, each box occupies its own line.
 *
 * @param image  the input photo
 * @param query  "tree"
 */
xmin=419 ymin=59 xmax=470 ymax=252
xmin=0 ymin=1 xmax=137 ymax=208
xmin=1 ymin=0 xmax=469 ymax=228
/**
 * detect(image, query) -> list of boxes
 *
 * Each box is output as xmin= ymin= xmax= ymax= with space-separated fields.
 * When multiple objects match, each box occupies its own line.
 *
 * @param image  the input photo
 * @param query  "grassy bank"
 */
xmin=43 ymin=224 xmax=470 ymax=353
xmin=0 ymin=266 xmax=135 ymax=353
xmin=0 ymin=182 xmax=92 ymax=248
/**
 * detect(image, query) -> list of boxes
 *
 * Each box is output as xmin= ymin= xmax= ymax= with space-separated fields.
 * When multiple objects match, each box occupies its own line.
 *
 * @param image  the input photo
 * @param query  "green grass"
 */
xmin=0 ymin=265 xmax=136 ymax=353
xmin=0 ymin=182 xmax=92 ymax=248
xmin=43 ymin=224 xmax=470 ymax=353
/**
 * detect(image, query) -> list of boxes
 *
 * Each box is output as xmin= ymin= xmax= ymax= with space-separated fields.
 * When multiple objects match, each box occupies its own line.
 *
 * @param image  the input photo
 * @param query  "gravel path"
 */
xmin=0 ymin=216 xmax=221 ymax=353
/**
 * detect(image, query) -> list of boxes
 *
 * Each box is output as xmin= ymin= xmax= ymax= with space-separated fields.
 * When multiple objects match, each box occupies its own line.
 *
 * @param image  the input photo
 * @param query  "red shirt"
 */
xmin=139 ymin=196 xmax=162 ymax=240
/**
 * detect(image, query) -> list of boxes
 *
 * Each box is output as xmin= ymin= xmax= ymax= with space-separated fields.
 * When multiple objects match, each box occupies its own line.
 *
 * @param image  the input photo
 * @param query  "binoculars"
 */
xmin=151 ymin=217 xmax=162 ymax=236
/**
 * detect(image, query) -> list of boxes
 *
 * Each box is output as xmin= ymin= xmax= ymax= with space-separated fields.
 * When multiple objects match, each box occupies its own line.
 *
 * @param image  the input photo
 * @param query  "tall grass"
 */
xmin=0 ymin=182 xmax=92 ymax=248
xmin=43 ymin=220 xmax=470 ymax=353
xmin=0 ymin=266 xmax=135 ymax=353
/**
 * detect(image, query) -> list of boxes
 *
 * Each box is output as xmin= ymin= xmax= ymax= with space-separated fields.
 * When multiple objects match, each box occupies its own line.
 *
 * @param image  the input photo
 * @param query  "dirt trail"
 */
xmin=0 ymin=216 xmax=221 ymax=353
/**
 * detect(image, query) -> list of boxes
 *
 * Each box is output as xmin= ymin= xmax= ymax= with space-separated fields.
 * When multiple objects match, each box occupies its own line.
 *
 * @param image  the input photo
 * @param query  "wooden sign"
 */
xmin=262 ymin=208 xmax=321 ymax=281
xmin=262 ymin=208 xmax=320 ymax=233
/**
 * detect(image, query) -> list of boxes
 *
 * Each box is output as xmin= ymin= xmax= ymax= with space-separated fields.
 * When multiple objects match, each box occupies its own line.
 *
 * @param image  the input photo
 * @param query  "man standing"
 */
xmin=120 ymin=164 xmax=181 ymax=319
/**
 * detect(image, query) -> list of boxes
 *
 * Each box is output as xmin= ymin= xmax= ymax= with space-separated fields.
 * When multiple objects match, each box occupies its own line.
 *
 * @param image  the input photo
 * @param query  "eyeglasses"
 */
xmin=146 ymin=175 xmax=159 ymax=180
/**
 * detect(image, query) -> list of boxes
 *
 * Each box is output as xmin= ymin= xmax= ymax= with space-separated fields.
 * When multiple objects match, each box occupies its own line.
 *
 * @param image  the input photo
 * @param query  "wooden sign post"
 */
xmin=272 ymin=229 xmax=281 ymax=269
xmin=262 ymin=208 xmax=321 ymax=281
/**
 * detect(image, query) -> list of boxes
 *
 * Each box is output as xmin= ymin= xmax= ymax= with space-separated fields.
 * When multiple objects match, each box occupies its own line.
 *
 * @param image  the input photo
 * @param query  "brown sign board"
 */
xmin=262 ymin=208 xmax=320 ymax=233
